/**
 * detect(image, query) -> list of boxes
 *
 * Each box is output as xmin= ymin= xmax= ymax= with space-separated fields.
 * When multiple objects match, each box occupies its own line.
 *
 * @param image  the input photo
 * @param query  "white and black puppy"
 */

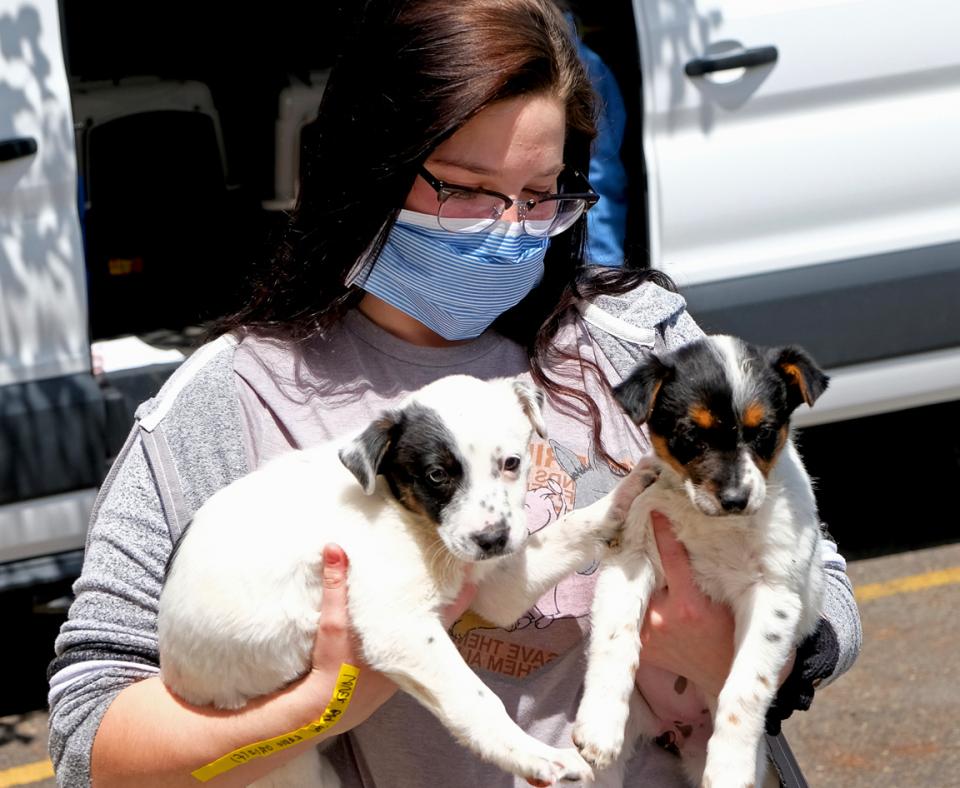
xmin=571 ymin=336 xmax=829 ymax=788
xmin=159 ymin=374 xmax=646 ymax=788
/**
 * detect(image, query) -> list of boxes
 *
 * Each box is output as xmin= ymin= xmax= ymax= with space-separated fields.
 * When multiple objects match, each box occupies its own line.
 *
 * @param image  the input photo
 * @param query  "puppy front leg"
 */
xmin=702 ymin=584 xmax=803 ymax=788
xmin=361 ymin=615 xmax=593 ymax=785
xmin=572 ymin=548 xmax=658 ymax=771
xmin=472 ymin=461 xmax=660 ymax=627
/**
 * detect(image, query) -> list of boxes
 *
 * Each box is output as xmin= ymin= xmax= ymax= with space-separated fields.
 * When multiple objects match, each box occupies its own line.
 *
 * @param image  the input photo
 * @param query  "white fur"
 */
xmin=158 ymin=375 xmax=637 ymax=787
xmin=711 ymin=336 xmax=754 ymax=413
xmin=573 ymin=441 xmax=824 ymax=788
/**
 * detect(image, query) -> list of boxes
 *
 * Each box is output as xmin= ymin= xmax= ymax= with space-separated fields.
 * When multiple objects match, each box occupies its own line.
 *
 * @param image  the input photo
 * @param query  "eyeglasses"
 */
xmin=417 ymin=165 xmax=599 ymax=237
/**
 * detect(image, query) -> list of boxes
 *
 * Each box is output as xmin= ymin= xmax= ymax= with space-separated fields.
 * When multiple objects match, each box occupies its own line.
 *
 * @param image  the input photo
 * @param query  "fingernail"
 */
xmin=323 ymin=545 xmax=342 ymax=568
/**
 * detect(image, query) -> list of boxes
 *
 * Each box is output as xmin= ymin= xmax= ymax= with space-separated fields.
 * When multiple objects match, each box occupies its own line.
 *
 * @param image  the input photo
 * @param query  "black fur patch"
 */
xmin=379 ymin=404 xmax=465 ymax=524
xmin=339 ymin=414 xmax=398 ymax=494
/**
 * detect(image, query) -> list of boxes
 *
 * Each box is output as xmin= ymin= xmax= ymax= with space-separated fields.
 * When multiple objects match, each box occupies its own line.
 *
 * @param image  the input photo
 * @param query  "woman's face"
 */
xmin=404 ymin=92 xmax=567 ymax=221
xmin=360 ymin=92 xmax=567 ymax=347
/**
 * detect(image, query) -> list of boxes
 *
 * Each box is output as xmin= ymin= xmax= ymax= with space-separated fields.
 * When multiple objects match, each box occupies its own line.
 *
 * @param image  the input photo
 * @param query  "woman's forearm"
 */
xmin=91 ymin=669 xmax=353 ymax=788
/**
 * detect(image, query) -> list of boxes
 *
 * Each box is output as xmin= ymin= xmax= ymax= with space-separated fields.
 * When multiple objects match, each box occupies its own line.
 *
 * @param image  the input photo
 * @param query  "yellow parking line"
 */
xmin=855 ymin=565 xmax=960 ymax=602
xmin=0 ymin=759 xmax=53 ymax=788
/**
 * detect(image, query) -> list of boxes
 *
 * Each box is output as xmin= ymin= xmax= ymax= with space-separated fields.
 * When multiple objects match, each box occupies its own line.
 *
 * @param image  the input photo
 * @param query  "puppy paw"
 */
xmin=607 ymin=459 xmax=661 ymax=525
xmin=625 ymin=456 xmax=661 ymax=493
xmin=516 ymin=746 xmax=593 ymax=786
xmin=553 ymin=747 xmax=594 ymax=783
xmin=571 ymin=714 xmax=625 ymax=771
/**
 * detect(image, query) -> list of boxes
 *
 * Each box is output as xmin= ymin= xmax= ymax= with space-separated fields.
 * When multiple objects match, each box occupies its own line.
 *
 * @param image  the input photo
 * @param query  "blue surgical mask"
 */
xmin=355 ymin=209 xmax=549 ymax=340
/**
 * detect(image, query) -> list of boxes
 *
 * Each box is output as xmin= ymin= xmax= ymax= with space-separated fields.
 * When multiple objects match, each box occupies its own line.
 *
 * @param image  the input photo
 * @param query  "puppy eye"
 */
xmin=425 ymin=467 xmax=449 ymax=485
xmin=756 ymin=426 xmax=779 ymax=444
xmin=502 ymin=456 xmax=521 ymax=473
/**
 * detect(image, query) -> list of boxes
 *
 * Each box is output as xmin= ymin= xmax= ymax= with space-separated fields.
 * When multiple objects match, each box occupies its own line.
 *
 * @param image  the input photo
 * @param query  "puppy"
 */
xmin=159 ymin=374 xmax=646 ymax=788
xmin=571 ymin=336 xmax=829 ymax=788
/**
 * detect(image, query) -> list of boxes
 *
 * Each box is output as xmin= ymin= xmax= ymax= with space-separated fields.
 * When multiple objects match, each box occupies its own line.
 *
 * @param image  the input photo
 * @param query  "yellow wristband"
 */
xmin=191 ymin=663 xmax=360 ymax=783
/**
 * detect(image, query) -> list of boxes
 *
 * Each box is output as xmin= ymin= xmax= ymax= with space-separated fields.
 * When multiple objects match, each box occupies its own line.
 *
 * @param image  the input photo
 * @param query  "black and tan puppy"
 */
xmin=573 ymin=335 xmax=829 ymax=788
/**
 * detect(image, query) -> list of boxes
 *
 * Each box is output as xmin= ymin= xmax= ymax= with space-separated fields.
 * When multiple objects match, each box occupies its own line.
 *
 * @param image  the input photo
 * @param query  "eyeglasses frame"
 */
xmin=417 ymin=165 xmax=599 ymax=235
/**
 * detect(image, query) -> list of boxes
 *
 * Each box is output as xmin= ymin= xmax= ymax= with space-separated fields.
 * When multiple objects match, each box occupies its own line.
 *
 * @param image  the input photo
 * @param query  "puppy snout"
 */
xmin=471 ymin=522 xmax=509 ymax=557
xmin=719 ymin=489 xmax=750 ymax=514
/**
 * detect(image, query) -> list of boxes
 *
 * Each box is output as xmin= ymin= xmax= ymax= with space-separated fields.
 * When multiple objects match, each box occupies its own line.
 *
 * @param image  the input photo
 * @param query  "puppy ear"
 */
xmin=512 ymin=379 xmax=548 ymax=439
xmin=338 ymin=413 xmax=398 ymax=494
xmin=770 ymin=346 xmax=830 ymax=411
xmin=613 ymin=350 xmax=671 ymax=425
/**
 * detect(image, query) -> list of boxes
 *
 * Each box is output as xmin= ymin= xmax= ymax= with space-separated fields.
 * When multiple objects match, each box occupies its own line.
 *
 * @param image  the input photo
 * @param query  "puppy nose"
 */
xmin=472 ymin=523 xmax=509 ymax=556
xmin=719 ymin=491 xmax=749 ymax=513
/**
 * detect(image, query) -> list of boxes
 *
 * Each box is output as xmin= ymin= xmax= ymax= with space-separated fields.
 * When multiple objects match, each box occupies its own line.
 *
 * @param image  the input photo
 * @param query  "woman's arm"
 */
xmin=89 ymin=544 xmax=399 ymax=788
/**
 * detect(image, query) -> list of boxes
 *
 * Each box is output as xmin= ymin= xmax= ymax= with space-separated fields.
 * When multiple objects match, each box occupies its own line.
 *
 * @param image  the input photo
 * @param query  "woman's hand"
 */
xmin=302 ymin=544 xmax=477 ymax=730
xmin=638 ymin=513 xmax=736 ymax=697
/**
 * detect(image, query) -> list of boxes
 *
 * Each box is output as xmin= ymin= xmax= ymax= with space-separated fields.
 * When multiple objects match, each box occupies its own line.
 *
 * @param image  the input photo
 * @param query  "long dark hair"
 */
xmin=214 ymin=0 xmax=673 ymax=468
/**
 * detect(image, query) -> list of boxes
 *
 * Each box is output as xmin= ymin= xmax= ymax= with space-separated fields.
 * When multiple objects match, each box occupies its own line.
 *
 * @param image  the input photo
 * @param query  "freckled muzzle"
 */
xmin=443 ymin=482 xmax=530 ymax=562
xmin=470 ymin=520 xmax=511 ymax=557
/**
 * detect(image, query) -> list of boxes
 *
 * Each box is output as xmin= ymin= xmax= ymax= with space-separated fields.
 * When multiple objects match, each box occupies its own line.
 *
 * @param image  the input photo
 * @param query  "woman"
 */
xmin=48 ymin=1 xmax=860 ymax=786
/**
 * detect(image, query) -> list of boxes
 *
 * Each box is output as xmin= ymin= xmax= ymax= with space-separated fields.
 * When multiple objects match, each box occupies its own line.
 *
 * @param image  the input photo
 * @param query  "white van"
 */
xmin=2 ymin=0 xmax=959 ymax=587
xmin=1 ymin=0 xmax=100 ymax=590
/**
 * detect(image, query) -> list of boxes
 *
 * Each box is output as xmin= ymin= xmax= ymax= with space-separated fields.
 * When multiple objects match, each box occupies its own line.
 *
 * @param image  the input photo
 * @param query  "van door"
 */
xmin=0 ymin=0 xmax=101 ymax=584
xmin=1 ymin=0 xmax=88 ymax=387
xmin=634 ymin=0 xmax=960 ymax=379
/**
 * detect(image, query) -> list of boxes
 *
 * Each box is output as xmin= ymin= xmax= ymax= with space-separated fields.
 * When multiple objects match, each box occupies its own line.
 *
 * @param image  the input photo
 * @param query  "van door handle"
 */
xmin=685 ymin=46 xmax=779 ymax=77
xmin=0 ymin=137 xmax=38 ymax=163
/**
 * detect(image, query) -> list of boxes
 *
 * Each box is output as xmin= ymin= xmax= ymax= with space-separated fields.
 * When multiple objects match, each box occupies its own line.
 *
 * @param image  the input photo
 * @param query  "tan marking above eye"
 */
xmin=689 ymin=404 xmax=715 ymax=429
xmin=743 ymin=402 xmax=766 ymax=428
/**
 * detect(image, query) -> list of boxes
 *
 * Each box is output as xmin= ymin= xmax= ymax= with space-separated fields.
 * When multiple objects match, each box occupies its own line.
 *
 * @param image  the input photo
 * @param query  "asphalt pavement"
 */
xmin=786 ymin=541 xmax=960 ymax=787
